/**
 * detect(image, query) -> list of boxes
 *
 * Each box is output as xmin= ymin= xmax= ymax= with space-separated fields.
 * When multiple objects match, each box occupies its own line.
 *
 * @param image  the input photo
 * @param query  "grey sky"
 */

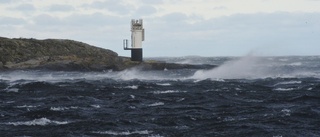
xmin=0 ymin=0 xmax=319 ymax=57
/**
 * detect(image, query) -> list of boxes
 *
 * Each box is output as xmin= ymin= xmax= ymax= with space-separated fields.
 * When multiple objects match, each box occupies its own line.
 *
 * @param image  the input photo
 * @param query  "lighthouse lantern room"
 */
xmin=123 ymin=19 xmax=145 ymax=61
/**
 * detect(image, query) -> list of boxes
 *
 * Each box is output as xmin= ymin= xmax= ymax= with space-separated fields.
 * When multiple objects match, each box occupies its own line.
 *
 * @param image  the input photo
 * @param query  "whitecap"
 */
xmin=16 ymin=105 xmax=39 ymax=108
xmin=6 ymin=101 xmax=15 ymax=104
xmin=156 ymin=83 xmax=171 ymax=86
xmin=152 ymin=90 xmax=187 ymax=94
xmin=279 ymin=58 xmax=288 ymax=62
xmin=6 ymin=118 xmax=69 ymax=126
xmin=130 ymin=95 xmax=135 ymax=99
xmin=124 ymin=85 xmax=139 ymax=89
xmin=289 ymin=62 xmax=302 ymax=66
xmin=281 ymin=108 xmax=291 ymax=116
xmin=274 ymin=81 xmax=302 ymax=86
xmin=148 ymin=102 xmax=164 ymax=107
xmin=5 ymin=88 xmax=19 ymax=92
xmin=149 ymin=134 xmax=165 ymax=137
xmin=90 ymin=104 xmax=101 ymax=108
xmin=50 ymin=106 xmax=78 ymax=111
xmin=274 ymin=88 xmax=295 ymax=91
xmin=193 ymin=79 xmax=203 ymax=83
xmin=92 ymin=130 xmax=152 ymax=135
xmin=176 ymin=98 xmax=185 ymax=102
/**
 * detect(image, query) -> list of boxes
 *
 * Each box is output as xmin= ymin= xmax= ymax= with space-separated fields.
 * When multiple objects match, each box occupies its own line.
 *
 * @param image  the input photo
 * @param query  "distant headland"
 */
xmin=0 ymin=37 xmax=216 ymax=71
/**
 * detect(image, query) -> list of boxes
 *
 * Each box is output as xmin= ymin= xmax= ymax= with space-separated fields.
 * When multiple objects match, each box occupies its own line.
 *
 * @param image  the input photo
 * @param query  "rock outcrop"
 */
xmin=0 ymin=37 xmax=216 ymax=71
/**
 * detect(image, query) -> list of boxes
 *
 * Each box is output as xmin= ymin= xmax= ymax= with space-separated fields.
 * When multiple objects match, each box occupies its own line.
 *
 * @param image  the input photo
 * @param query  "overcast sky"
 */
xmin=0 ymin=0 xmax=319 ymax=57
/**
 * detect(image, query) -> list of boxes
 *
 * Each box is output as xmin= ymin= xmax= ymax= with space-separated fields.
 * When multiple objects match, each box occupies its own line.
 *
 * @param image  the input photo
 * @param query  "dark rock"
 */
xmin=136 ymin=62 xmax=216 ymax=70
xmin=0 ymin=61 xmax=3 ymax=69
xmin=0 ymin=37 xmax=216 ymax=71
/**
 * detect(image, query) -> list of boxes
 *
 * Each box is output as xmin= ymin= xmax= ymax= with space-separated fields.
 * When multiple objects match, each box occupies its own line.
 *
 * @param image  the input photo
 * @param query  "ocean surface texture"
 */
xmin=0 ymin=56 xmax=319 ymax=137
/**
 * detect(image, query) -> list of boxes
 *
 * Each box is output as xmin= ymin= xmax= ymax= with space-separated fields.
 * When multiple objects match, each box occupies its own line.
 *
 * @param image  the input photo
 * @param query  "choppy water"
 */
xmin=1 ymin=56 xmax=320 ymax=136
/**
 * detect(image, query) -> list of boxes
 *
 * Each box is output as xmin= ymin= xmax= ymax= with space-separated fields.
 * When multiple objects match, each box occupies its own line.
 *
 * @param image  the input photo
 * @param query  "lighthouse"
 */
xmin=123 ymin=19 xmax=145 ymax=61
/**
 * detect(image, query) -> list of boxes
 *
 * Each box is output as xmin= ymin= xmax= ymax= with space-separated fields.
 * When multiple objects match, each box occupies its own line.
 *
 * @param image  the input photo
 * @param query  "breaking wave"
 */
xmin=5 ymin=118 xmax=69 ymax=126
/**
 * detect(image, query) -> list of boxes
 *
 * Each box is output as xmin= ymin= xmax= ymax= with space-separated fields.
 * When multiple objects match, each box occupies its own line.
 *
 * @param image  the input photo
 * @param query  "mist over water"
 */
xmin=191 ymin=55 xmax=320 ymax=79
xmin=192 ymin=55 xmax=264 ymax=79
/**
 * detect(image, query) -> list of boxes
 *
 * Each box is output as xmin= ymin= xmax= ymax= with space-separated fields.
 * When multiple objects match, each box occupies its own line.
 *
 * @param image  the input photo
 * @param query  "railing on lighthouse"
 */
xmin=123 ymin=19 xmax=145 ymax=61
xmin=123 ymin=39 xmax=129 ymax=50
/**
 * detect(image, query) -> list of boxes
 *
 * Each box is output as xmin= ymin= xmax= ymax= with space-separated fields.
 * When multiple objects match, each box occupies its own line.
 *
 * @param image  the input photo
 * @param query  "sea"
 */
xmin=0 ymin=56 xmax=319 ymax=137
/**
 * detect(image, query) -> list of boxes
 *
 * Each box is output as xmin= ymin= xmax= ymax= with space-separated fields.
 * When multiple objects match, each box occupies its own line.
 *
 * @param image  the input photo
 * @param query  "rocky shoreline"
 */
xmin=0 ymin=37 xmax=216 ymax=71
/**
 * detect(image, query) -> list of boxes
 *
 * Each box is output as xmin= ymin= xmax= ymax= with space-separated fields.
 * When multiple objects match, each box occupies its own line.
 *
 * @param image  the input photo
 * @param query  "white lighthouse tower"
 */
xmin=123 ymin=19 xmax=145 ymax=61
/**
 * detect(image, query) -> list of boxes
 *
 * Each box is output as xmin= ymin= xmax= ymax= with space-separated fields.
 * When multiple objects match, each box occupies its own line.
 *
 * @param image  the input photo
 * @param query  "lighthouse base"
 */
xmin=131 ymin=49 xmax=143 ymax=61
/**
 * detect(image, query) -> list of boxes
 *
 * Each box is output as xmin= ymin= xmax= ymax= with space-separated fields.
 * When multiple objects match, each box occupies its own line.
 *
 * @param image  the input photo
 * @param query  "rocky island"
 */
xmin=0 ymin=37 xmax=216 ymax=71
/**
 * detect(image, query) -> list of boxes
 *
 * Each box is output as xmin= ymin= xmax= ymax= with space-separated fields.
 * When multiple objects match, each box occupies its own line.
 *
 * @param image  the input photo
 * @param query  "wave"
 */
xmin=124 ymin=85 xmax=139 ymax=89
xmin=148 ymin=102 xmax=165 ymax=107
xmin=156 ymin=83 xmax=171 ymax=86
xmin=274 ymin=81 xmax=302 ymax=86
xmin=112 ymin=68 xmax=186 ymax=80
xmin=16 ymin=105 xmax=40 ymax=108
xmin=50 ymin=106 xmax=79 ymax=111
xmin=274 ymin=88 xmax=296 ymax=91
xmin=5 ymin=118 xmax=69 ymax=126
xmin=289 ymin=62 xmax=302 ymax=66
xmin=152 ymin=90 xmax=187 ymax=94
xmin=0 ymin=69 xmax=182 ymax=82
xmin=92 ymin=130 xmax=153 ymax=136
xmin=5 ymin=88 xmax=19 ymax=92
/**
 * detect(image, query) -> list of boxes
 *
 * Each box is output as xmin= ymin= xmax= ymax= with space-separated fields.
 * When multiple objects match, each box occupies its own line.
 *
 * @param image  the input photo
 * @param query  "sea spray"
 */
xmin=191 ymin=55 xmax=265 ymax=79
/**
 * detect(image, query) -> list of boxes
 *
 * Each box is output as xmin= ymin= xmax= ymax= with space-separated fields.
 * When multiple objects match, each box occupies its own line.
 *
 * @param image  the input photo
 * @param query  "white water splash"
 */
xmin=189 ymin=55 xmax=320 ymax=79
xmin=191 ymin=55 xmax=266 ymax=79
